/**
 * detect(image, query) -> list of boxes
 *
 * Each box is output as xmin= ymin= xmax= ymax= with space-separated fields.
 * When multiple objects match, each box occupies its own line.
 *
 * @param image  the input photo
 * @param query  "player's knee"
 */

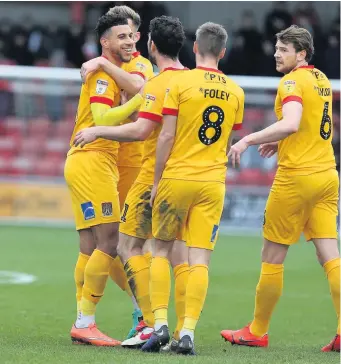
xmin=313 ymin=238 xmax=340 ymax=266
xmin=154 ymin=239 xmax=172 ymax=258
xmin=261 ymin=239 xmax=288 ymax=264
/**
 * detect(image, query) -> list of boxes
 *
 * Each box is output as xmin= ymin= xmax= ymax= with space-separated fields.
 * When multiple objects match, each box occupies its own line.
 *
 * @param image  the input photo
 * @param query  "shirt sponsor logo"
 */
xmin=96 ymin=79 xmax=109 ymax=94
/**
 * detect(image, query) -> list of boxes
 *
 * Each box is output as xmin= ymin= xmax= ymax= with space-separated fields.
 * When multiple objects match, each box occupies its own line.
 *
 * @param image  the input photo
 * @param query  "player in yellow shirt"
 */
xmin=139 ymin=22 xmax=244 ymax=354
xmin=221 ymin=25 xmax=340 ymax=352
xmin=73 ymin=16 xmax=190 ymax=349
xmin=65 ymin=13 xmax=143 ymax=346
xmin=80 ymin=5 xmax=154 ymax=340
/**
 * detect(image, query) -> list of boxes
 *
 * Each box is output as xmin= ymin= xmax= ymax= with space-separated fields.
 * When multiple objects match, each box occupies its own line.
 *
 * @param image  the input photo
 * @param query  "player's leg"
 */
xmin=161 ymin=240 xmax=189 ymax=353
xmin=221 ymin=174 xmax=307 ymax=347
xmin=303 ymin=169 xmax=340 ymax=352
xmin=66 ymin=151 xmax=122 ymax=346
xmin=111 ymin=165 xmax=143 ymax=339
xmin=74 ymin=229 xmax=95 ymax=317
xmin=178 ymin=182 xmax=225 ymax=355
xmin=118 ymin=182 xmax=155 ymax=347
xmin=142 ymin=179 xmax=191 ymax=352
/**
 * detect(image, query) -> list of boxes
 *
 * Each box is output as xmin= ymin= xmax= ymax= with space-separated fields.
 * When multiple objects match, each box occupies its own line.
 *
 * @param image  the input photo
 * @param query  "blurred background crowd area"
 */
xmin=0 ymin=1 xmax=339 ymax=182
xmin=0 ymin=1 xmax=339 ymax=77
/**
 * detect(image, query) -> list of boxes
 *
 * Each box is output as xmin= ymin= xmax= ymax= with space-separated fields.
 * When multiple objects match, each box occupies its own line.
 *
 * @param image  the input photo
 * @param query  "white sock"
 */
xmin=131 ymin=296 xmax=140 ymax=311
xmin=75 ymin=314 xmax=95 ymax=328
xmin=180 ymin=329 xmax=194 ymax=342
xmin=154 ymin=322 xmax=168 ymax=331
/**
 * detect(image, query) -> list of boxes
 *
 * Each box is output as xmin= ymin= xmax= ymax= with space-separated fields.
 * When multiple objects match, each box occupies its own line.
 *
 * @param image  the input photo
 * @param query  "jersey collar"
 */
xmin=163 ymin=67 xmax=188 ymax=71
xmin=132 ymin=51 xmax=140 ymax=58
xmin=196 ymin=66 xmax=223 ymax=74
xmin=292 ymin=65 xmax=314 ymax=72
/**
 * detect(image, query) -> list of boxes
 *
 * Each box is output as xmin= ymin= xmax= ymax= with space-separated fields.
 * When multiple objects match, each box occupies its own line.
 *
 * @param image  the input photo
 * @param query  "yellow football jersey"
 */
xmin=162 ymin=67 xmax=245 ymax=183
xmin=118 ymin=52 xmax=154 ymax=167
xmin=275 ymin=65 xmax=336 ymax=175
xmin=68 ymin=70 xmax=121 ymax=157
xmin=136 ymin=67 xmax=189 ymax=185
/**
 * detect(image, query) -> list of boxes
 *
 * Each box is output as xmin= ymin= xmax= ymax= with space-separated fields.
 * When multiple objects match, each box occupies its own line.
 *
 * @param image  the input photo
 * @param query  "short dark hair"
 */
xmin=106 ymin=5 xmax=141 ymax=30
xmin=276 ymin=25 xmax=314 ymax=62
xmin=95 ymin=14 xmax=129 ymax=39
xmin=196 ymin=22 xmax=228 ymax=58
xmin=149 ymin=16 xmax=185 ymax=60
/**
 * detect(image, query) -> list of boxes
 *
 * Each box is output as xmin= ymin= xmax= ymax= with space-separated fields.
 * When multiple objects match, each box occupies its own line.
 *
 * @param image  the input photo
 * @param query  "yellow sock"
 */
xmin=144 ymin=251 xmax=152 ymax=266
xmin=173 ymin=263 xmax=189 ymax=340
xmin=150 ymin=256 xmax=171 ymax=327
xmin=183 ymin=264 xmax=209 ymax=333
xmin=250 ymin=262 xmax=284 ymax=337
xmin=125 ymin=255 xmax=154 ymax=327
xmin=81 ymin=249 xmax=114 ymax=316
xmin=324 ymin=258 xmax=340 ymax=335
xmin=74 ymin=253 xmax=90 ymax=313
xmin=109 ymin=256 xmax=133 ymax=297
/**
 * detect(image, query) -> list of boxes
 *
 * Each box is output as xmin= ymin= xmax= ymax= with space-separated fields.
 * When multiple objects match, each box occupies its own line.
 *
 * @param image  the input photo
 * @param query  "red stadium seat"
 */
xmin=27 ymin=118 xmax=51 ymax=137
xmin=8 ymin=156 xmax=35 ymax=176
xmin=33 ymin=156 xmax=61 ymax=176
xmin=0 ymin=155 xmax=12 ymax=175
xmin=262 ymin=170 xmax=277 ymax=186
xmin=243 ymin=108 xmax=265 ymax=123
xmin=0 ymin=135 xmax=18 ymax=154
xmin=237 ymin=168 xmax=264 ymax=185
xmin=53 ymin=120 xmax=74 ymax=139
xmin=4 ymin=117 xmax=26 ymax=137
xmin=19 ymin=138 xmax=44 ymax=157
xmin=44 ymin=138 xmax=69 ymax=159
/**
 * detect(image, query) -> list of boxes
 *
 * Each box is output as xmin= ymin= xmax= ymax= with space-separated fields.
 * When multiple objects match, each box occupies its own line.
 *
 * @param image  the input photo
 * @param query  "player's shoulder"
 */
xmin=147 ymin=68 xmax=188 ymax=87
xmin=87 ymin=69 xmax=116 ymax=85
xmin=224 ymin=75 xmax=245 ymax=97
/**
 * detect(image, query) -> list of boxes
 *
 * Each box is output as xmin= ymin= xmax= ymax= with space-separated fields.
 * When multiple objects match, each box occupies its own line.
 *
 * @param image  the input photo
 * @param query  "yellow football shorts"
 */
xmin=152 ymin=179 xmax=225 ymax=250
xmin=119 ymin=182 xmax=153 ymax=239
xmin=117 ymin=165 xmax=141 ymax=211
xmin=263 ymin=168 xmax=339 ymax=245
xmin=64 ymin=151 xmax=121 ymax=230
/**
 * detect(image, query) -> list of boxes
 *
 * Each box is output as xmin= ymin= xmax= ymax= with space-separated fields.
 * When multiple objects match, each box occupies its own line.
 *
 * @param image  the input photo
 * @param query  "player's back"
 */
xmin=68 ymin=70 xmax=121 ymax=157
xmin=162 ymin=67 xmax=244 ymax=183
xmin=275 ymin=66 xmax=336 ymax=174
xmin=136 ymin=67 xmax=189 ymax=185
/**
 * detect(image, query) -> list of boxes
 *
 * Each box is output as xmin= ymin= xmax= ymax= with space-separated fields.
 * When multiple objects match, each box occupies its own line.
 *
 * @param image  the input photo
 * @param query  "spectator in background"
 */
xmin=258 ymin=40 xmax=278 ymax=76
xmin=325 ymin=34 xmax=340 ymax=79
xmin=293 ymin=2 xmax=321 ymax=29
xmin=44 ymin=22 xmax=66 ymax=57
xmin=65 ymin=24 xmax=85 ymax=68
xmin=223 ymin=10 xmax=262 ymax=75
xmin=82 ymin=31 xmax=99 ymax=60
xmin=264 ymin=2 xmax=292 ymax=39
xmin=28 ymin=25 xmax=49 ymax=63
xmin=7 ymin=28 xmax=34 ymax=66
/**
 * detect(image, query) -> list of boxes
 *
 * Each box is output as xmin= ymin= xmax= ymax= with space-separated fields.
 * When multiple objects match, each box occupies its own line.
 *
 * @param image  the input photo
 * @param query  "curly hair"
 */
xmin=95 ymin=13 xmax=129 ymax=39
xmin=276 ymin=25 xmax=315 ymax=62
xmin=149 ymin=16 xmax=185 ymax=59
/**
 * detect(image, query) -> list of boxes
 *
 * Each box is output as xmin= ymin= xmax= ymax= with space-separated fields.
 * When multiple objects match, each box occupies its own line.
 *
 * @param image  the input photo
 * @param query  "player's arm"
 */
xmin=81 ymin=56 xmax=144 ymax=95
xmin=91 ymin=93 xmax=143 ymax=126
xmin=228 ymin=77 xmax=303 ymax=167
xmin=153 ymin=114 xmax=177 ymax=187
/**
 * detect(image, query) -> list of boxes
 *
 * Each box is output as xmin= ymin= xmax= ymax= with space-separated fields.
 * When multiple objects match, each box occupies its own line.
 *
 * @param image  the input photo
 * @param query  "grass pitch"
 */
xmin=0 ymin=226 xmax=339 ymax=364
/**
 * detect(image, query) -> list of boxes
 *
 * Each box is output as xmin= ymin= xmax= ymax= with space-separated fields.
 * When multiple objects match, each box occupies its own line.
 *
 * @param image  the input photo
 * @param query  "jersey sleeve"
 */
xmin=162 ymin=79 xmax=180 ymax=116
xmin=278 ymin=74 xmax=303 ymax=105
xmin=233 ymin=88 xmax=245 ymax=130
xmin=138 ymin=81 xmax=163 ymax=123
xmin=87 ymin=71 xmax=118 ymax=107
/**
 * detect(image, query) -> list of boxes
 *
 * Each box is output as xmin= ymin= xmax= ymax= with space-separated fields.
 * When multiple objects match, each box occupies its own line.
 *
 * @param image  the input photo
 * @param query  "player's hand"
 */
xmin=150 ymin=184 xmax=158 ymax=207
xmin=258 ymin=142 xmax=278 ymax=158
xmin=80 ymin=57 xmax=103 ymax=83
xmin=228 ymin=138 xmax=249 ymax=168
xmin=73 ymin=128 xmax=98 ymax=148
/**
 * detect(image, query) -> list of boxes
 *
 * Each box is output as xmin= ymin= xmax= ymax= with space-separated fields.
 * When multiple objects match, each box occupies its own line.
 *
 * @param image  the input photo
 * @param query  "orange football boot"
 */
xmin=70 ymin=323 xmax=121 ymax=346
xmin=221 ymin=324 xmax=268 ymax=348
xmin=321 ymin=334 xmax=340 ymax=352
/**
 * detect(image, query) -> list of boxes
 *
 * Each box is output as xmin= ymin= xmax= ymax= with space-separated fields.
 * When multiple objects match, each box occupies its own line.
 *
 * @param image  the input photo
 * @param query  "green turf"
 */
xmin=0 ymin=226 xmax=339 ymax=364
